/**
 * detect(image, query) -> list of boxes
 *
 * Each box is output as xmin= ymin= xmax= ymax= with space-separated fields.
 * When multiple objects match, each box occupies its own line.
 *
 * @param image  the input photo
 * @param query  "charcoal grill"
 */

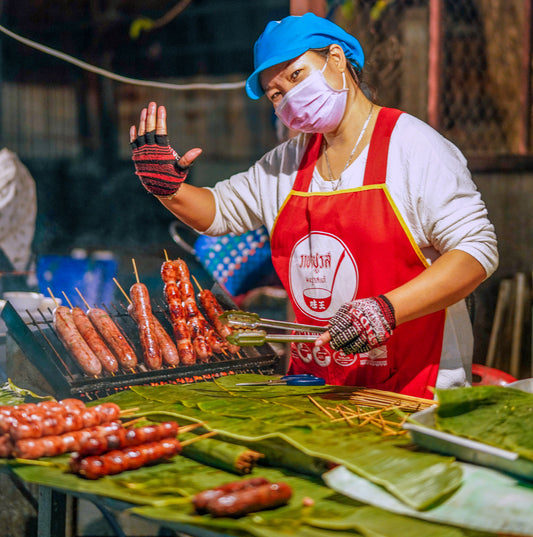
xmin=1 ymin=284 xmax=281 ymax=400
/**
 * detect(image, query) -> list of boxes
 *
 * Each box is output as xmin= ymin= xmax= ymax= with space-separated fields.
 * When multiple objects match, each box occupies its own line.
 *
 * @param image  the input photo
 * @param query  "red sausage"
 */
xmin=87 ymin=308 xmax=138 ymax=370
xmin=174 ymin=260 xmax=213 ymax=362
xmin=164 ymin=279 xmax=196 ymax=365
xmin=72 ymin=307 xmax=119 ymax=374
xmin=7 ymin=402 xmax=121 ymax=441
xmin=206 ymin=482 xmax=293 ymax=518
xmin=198 ymin=289 xmax=241 ymax=354
xmin=193 ymin=477 xmax=270 ymax=513
xmin=53 ymin=306 xmax=102 ymax=376
xmin=127 ymin=304 xmax=180 ymax=366
xmin=130 ymin=283 xmax=162 ymax=370
xmin=13 ymin=421 xmax=123 ymax=459
xmin=72 ymin=438 xmax=182 ymax=479
xmin=76 ymin=421 xmax=179 ymax=456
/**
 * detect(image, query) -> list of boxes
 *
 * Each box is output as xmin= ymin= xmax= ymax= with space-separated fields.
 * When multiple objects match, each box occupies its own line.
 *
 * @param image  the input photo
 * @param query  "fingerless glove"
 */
xmin=328 ymin=295 xmax=396 ymax=355
xmin=131 ymin=131 xmax=189 ymax=197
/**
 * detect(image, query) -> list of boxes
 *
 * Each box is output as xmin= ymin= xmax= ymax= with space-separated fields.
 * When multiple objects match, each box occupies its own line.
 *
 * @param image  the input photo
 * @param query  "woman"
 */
xmin=130 ymin=13 xmax=498 ymax=398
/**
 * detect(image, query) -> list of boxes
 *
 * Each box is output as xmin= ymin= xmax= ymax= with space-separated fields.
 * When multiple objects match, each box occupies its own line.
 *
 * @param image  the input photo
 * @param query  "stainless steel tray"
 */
xmin=403 ymin=380 xmax=533 ymax=482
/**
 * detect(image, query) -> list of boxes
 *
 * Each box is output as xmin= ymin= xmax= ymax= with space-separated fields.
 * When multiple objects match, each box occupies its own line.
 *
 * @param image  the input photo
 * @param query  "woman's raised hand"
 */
xmin=130 ymin=101 xmax=202 ymax=198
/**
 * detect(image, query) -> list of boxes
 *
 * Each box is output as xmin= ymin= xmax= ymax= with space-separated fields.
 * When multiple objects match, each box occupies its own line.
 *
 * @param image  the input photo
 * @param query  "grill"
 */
xmin=1 ymin=284 xmax=281 ymax=400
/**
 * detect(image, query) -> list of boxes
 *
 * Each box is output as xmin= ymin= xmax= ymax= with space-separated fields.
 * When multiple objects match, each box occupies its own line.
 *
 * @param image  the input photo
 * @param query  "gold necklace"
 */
xmin=323 ymin=104 xmax=374 ymax=185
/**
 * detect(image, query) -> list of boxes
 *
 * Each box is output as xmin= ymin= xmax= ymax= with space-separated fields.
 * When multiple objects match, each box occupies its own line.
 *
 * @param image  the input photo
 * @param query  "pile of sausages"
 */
xmin=0 ymin=398 xmax=122 ymax=459
xmin=54 ymin=305 xmax=138 ymax=376
xmin=0 ymin=398 xmax=182 ymax=479
xmin=192 ymin=477 xmax=293 ymax=518
xmin=161 ymin=259 xmax=239 ymax=364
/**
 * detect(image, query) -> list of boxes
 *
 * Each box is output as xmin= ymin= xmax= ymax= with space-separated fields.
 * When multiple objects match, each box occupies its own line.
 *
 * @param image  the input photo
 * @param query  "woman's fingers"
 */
xmin=137 ymin=107 xmax=148 ymax=136
xmin=145 ymin=101 xmax=157 ymax=132
xmin=129 ymin=125 xmax=137 ymax=143
xmin=314 ymin=331 xmax=331 ymax=348
xmin=178 ymin=148 xmax=203 ymax=168
xmin=156 ymin=105 xmax=167 ymax=135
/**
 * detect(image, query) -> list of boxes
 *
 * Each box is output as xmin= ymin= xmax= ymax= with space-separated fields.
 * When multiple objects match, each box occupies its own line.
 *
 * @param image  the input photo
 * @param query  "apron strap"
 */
xmin=363 ymin=108 xmax=403 ymax=186
xmin=293 ymin=133 xmax=323 ymax=192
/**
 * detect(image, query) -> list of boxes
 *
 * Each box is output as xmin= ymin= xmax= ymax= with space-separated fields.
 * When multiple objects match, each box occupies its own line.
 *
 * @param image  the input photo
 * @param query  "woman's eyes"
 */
xmin=290 ymin=69 xmax=303 ymax=82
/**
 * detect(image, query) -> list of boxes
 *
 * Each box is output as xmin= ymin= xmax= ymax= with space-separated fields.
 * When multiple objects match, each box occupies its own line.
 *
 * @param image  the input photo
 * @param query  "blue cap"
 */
xmin=246 ymin=13 xmax=365 ymax=100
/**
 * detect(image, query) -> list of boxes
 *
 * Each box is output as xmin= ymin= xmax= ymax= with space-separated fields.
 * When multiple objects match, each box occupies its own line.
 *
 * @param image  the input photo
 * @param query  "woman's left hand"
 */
xmin=315 ymin=295 xmax=396 ymax=354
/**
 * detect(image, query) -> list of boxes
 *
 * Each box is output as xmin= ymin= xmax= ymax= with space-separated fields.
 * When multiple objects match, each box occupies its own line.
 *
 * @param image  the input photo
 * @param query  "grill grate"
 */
xmin=1 ymin=286 xmax=280 ymax=400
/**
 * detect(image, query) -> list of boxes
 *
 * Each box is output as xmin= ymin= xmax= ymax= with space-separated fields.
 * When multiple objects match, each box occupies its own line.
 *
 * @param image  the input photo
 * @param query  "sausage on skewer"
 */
xmin=127 ymin=304 xmax=180 ymax=366
xmin=76 ymin=421 xmax=179 ymax=456
xmin=174 ymin=260 xmax=212 ymax=362
xmin=130 ymin=283 xmax=162 ymax=370
xmin=71 ymin=438 xmax=182 ymax=479
xmin=53 ymin=306 xmax=102 ymax=376
xmin=197 ymin=289 xmax=241 ymax=354
xmin=193 ymin=477 xmax=270 ymax=513
xmin=12 ymin=421 xmax=123 ymax=459
xmin=5 ymin=403 xmax=121 ymax=441
xmin=72 ymin=307 xmax=119 ymax=374
xmin=162 ymin=261 xmax=196 ymax=365
xmin=87 ymin=308 xmax=138 ymax=370
xmin=205 ymin=482 xmax=293 ymax=518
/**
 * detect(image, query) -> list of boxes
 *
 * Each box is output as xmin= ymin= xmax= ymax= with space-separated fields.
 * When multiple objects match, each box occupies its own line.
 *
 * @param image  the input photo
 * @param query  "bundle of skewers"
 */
xmin=0 ymin=397 xmax=217 ymax=479
xmin=308 ymin=388 xmax=435 ymax=436
xmin=45 ymin=256 xmax=242 ymax=379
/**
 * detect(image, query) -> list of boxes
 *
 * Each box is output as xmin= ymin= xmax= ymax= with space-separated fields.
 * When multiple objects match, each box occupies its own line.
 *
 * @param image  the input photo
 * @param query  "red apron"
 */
xmin=270 ymin=108 xmax=445 ymax=398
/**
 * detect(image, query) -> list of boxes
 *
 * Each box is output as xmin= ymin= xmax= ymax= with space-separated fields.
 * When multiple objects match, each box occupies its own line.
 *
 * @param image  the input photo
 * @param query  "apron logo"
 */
xmin=296 ymin=343 xmax=313 ymax=363
xmin=333 ymin=350 xmax=358 ymax=367
xmin=313 ymin=345 xmax=331 ymax=367
xmin=289 ymin=232 xmax=358 ymax=321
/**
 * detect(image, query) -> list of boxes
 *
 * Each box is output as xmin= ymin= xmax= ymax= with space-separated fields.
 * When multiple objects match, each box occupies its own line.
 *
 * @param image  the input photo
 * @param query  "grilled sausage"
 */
xmin=72 ymin=307 xmax=119 ymax=374
xmin=198 ymin=289 xmax=241 ymax=354
xmin=174 ymin=259 xmax=212 ymax=362
xmin=127 ymin=304 xmax=180 ymax=366
xmin=71 ymin=438 xmax=182 ymax=479
xmin=205 ymin=482 xmax=292 ymax=518
xmin=6 ymin=402 xmax=121 ymax=441
xmin=193 ymin=477 xmax=270 ymax=513
xmin=130 ymin=283 xmax=162 ymax=370
xmin=0 ymin=434 xmax=14 ymax=457
xmin=53 ymin=306 xmax=102 ymax=376
xmin=87 ymin=308 xmax=138 ymax=370
xmin=76 ymin=421 xmax=179 ymax=456
xmin=12 ymin=421 xmax=123 ymax=459
xmin=162 ymin=265 xmax=196 ymax=365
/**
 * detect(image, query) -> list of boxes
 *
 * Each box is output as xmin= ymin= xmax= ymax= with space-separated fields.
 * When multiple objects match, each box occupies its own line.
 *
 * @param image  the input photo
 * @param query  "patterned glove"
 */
xmin=327 ymin=295 xmax=396 ymax=354
xmin=131 ymin=131 xmax=190 ymax=197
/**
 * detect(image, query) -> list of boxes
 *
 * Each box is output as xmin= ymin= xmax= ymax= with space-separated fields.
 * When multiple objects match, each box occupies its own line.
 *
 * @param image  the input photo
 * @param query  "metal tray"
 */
xmin=403 ymin=381 xmax=533 ymax=482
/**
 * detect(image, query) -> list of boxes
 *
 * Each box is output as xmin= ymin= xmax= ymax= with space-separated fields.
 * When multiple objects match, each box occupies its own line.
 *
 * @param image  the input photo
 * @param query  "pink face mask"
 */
xmin=275 ymin=58 xmax=348 ymax=133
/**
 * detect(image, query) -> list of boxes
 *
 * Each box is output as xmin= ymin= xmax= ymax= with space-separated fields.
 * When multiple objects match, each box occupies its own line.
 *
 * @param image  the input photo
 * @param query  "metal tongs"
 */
xmin=219 ymin=310 xmax=326 ymax=347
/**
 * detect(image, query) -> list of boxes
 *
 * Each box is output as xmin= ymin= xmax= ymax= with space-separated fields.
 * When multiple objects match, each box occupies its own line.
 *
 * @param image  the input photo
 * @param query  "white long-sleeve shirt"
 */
xmin=204 ymin=112 xmax=499 ymax=388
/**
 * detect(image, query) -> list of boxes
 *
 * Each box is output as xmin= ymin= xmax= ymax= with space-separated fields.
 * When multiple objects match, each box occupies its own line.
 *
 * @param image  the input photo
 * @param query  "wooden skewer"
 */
xmin=180 ymin=430 xmax=218 ymax=447
xmin=62 ymin=291 xmax=74 ymax=310
xmin=307 ymin=395 xmax=334 ymax=419
xmin=179 ymin=423 xmax=203 ymax=434
xmin=113 ymin=277 xmax=132 ymax=305
xmin=163 ymin=249 xmax=169 ymax=262
xmin=47 ymin=287 xmax=60 ymax=308
xmin=132 ymin=258 xmax=140 ymax=284
xmin=191 ymin=274 xmax=203 ymax=292
xmin=75 ymin=288 xmax=91 ymax=310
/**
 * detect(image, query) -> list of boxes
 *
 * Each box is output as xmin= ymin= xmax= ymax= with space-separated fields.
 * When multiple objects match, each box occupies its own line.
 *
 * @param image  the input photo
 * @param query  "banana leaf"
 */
xmin=6 ymin=450 xmax=485 ymax=537
xmin=180 ymin=432 xmax=264 ymax=475
xmin=92 ymin=374 xmax=462 ymax=510
xmin=0 ymin=379 xmax=54 ymax=405
xmin=435 ymin=386 xmax=533 ymax=461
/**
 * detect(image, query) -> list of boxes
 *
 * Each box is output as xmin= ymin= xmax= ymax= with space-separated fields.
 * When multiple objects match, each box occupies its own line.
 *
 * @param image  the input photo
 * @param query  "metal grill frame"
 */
xmin=1 ymin=287 xmax=280 ymax=400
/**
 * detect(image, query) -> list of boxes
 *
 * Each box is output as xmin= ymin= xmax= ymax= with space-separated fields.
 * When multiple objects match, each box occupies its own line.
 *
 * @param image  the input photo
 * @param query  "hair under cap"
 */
xmin=246 ymin=13 xmax=365 ymax=100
